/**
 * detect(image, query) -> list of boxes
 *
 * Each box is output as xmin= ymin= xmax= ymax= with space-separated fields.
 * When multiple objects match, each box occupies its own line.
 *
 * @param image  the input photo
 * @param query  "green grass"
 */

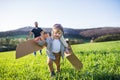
xmin=0 ymin=41 xmax=120 ymax=80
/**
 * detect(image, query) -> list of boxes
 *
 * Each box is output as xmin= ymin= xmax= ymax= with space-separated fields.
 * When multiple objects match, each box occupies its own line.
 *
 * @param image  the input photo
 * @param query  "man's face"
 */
xmin=53 ymin=29 xmax=62 ymax=39
xmin=34 ymin=22 xmax=38 ymax=27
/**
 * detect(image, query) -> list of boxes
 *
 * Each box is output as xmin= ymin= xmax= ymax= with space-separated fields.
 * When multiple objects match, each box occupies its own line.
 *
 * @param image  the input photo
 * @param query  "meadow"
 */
xmin=0 ymin=41 xmax=120 ymax=80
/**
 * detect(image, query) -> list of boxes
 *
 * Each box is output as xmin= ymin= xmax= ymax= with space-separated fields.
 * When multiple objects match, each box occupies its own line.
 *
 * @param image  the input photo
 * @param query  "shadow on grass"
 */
xmin=93 ymin=74 xmax=120 ymax=80
xmin=54 ymin=68 xmax=120 ymax=80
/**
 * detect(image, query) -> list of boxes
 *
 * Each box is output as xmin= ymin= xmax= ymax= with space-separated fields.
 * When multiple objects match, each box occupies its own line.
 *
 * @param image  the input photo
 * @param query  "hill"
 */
xmin=0 ymin=27 xmax=120 ymax=40
xmin=80 ymin=27 xmax=120 ymax=38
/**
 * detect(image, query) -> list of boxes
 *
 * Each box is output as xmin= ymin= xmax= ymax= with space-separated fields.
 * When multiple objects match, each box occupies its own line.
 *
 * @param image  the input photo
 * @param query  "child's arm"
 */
xmin=60 ymin=35 xmax=71 ymax=54
xmin=60 ymin=35 xmax=68 ymax=48
xmin=34 ymin=36 xmax=43 ymax=42
xmin=34 ymin=36 xmax=46 ymax=46
xmin=26 ymin=31 xmax=33 ymax=40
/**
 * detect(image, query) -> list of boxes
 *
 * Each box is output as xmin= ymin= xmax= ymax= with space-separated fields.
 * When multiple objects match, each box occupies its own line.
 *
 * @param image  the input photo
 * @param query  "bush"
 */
xmin=0 ymin=38 xmax=26 ymax=52
xmin=94 ymin=34 xmax=120 ymax=42
xmin=68 ymin=39 xmax=84 ymax=44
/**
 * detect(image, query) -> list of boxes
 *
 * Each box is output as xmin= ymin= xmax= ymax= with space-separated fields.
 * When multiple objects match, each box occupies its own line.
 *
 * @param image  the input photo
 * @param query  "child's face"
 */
xmin=53 ymin=28 xmax=62 ymax=39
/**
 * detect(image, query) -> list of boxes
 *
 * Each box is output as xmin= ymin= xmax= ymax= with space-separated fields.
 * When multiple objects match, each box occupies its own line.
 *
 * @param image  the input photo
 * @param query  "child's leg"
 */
xmin=53 ymin=53 xmax=61 ymax=72
xmin=47 ymin=57 xmax=54 ymax=72
xmin=47 ymin=57 xmax=55 ymax=76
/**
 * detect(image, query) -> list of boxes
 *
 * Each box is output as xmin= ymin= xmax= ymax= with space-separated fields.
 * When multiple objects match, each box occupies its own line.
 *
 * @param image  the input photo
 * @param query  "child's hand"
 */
xmin=34 ymin=36 xmax=46 ymax=46
xmin=34 ymin=37 xmax=44 ymax=42
xmin=65 ymin=47 xmax=71 ymax=54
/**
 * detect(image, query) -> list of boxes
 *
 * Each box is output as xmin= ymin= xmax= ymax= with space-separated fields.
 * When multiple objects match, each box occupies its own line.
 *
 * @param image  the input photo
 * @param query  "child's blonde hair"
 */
xmin=52 ymin=24 xmax=64 ymax=34
xmin=52 ymin=24 xmax=68 ymax=47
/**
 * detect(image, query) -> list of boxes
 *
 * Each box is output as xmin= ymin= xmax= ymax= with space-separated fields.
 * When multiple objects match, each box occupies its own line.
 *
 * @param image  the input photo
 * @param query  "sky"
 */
xmin=0 ymin=0 xmax=120 ymax=31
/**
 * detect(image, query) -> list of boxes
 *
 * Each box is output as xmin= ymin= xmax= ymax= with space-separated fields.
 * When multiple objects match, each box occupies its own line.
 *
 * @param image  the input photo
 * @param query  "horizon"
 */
xmin=0 ymin=0 xmax=120 ymax=31
xmin=0 ymin=26 xmax=120 ymax=32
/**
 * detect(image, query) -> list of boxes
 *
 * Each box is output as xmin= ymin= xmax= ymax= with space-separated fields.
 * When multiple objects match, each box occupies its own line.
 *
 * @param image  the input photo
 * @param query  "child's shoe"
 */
xmin=50 ymin=71 xmax=55 ymax=77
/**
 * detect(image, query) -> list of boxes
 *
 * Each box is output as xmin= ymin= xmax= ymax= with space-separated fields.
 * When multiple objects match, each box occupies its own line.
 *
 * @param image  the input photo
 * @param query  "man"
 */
xmin=27 ymin=21 xmax=44 ymax=55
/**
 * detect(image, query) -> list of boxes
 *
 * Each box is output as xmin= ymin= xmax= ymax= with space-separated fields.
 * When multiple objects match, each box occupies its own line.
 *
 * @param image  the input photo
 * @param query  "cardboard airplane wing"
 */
xmin=16 ymin=39 xmax=83 ymax=70
xmin=16 ymin=39 xmax=43 ymax=59
xmin=64 ymin=41 xmax=83 ymax=70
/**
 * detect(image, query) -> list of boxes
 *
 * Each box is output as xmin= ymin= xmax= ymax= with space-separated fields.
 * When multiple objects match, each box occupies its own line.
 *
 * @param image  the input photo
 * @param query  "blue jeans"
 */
xmin=34 ymin=50 xmax=42 ymax=56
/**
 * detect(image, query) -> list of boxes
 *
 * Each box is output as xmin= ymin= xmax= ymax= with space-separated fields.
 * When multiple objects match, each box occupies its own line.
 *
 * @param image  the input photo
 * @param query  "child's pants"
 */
xmin=47 ymin=52 xmax=61 ymax=72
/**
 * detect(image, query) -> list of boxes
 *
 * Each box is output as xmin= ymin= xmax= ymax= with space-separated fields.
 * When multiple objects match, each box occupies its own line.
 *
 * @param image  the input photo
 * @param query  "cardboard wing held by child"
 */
xmin=65 ymin=40 xmax=83 ymax=70
xmin=16 ymin=39 xmax=83 ymax=70
xmin=16 ymin=39 xmax=43 ymax=59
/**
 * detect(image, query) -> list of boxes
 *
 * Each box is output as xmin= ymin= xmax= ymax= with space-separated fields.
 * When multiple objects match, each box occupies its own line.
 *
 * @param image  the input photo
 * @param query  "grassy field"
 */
xmin=0 ymin=41 xmax=120 ymax=80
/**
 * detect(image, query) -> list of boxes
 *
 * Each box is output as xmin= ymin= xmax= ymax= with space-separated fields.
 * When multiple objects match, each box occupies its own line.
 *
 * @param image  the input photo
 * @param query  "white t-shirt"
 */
xmin=52 ymin=39 xmax=61 ymax=53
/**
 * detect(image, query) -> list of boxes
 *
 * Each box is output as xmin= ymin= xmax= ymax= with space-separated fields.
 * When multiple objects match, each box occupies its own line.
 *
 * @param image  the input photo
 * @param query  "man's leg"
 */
xmin=39 ymin=50 xmax=42 ymax=55
xmin=34 ymin=51 xmax=36 ymax=56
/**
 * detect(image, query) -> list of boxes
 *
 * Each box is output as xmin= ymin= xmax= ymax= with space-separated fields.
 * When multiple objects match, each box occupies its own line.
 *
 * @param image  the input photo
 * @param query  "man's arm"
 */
xmin=26 ymin=31 xmax=33 ymax=40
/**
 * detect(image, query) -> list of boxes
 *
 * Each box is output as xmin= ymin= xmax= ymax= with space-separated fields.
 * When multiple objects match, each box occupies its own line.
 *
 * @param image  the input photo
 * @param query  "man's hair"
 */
xmin=34 ymin=21 xmax=38 ymax=24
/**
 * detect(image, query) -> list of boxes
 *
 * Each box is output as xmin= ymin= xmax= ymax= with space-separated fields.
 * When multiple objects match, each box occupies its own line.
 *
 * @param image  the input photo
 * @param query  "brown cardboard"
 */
xmin=16 ymin=39 xmax=83 ymax=70
xmin=65 ymin=43 xmax=83 ymax=70
xmin=16 ymin=39 xmax=43 ymax=59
